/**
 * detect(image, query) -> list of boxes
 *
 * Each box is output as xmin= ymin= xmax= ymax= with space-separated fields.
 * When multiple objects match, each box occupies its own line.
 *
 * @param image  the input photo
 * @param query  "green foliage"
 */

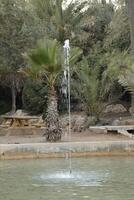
xmin=31 ymin=0 xmax=87 ymax=43
xmin=0 ymin=0 xmax=41 ymax=71
xmin=119 ymin=66 xmax=134 ymax=94
xmin=73 ymin=59 xmax=109 ymax=120
xmin=104 ymin=5 xmax=130 ymax=50
xmin=74 ymin=1 xmax=114 ymax=54
xmin=24 ymin=39 xmax=63 ymax=88
xmin=0 ymin=0 xmax=45 ymax=73
xmin=22 ymin=81 xmax=48 ymax=115
xmin=0 ymin=0 xmax=133 ymax=116
xmin=102 ymin=50 xmax=134 ymax=82
xmin=0 ymin=0 xmax=45 ymax=112
xmin=119 ymin=75 xmax=134 ymax=94
xmin=100 ymin=50 xmax=134 ymax=102
xmin=88 ymin=2 xmax=114 ymax=42
xmin=0 ymin=0 xmax=27 ymax=88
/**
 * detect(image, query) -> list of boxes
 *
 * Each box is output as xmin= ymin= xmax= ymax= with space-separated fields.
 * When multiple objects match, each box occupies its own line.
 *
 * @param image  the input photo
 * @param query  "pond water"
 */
xmin=0 ymin=157 xmax=134 ymax=200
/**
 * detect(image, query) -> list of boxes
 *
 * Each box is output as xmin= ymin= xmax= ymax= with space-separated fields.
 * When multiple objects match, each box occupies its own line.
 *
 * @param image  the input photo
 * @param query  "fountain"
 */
xmin=63 ymin=39 xmax=72 ymax=174
xmin=1 ymin=41 xmax=134 ymax=200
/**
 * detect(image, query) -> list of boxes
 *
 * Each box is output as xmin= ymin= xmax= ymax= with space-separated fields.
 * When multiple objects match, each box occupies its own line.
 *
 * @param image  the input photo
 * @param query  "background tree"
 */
xmin=104 ymin=2 xmax=130 ymax=51
xmin=0 ymin=71 xmax=24 ymax=113
xmin=0 ymin=0 xmax=45 ymax=113
xmin=73 ymin=58 xmax=122 ymax=123
xmin=31 ymin=0 xmax=87 ymax=44
xmin=0 ymin=0 xmax=133 ymax=119
xmin=22 ymin=80 xmax=48 ymax=115
xmin=128 ymin=0 xmax=134 ymax=54
xmin=127 ymin=0 xmax=134 ymax=110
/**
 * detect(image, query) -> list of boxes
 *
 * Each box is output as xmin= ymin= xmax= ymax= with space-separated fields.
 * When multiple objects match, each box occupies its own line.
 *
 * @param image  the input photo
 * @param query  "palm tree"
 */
xmin=119 ymin=68 xmax=134 ymax=93
xmin=32 ymin=0 xmax=86 ymax=44
xmin=23 ymin=39 xmax=63 ymax=142
xmin=73 ymin=59 xmax=111 ymax=122
xmin=102 ymin=50 xmax=134 ymax=112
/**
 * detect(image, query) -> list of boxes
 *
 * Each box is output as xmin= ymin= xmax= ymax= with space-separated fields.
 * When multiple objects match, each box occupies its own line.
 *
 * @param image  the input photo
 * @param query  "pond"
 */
xmin=0 ymin=157 xmax=134 ymax=200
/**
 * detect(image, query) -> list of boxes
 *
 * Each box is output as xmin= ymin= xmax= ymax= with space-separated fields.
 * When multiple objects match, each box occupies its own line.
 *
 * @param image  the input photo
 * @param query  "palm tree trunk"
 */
xmin=11 ymin=80 xmax=16 ymax=114
xmin=45 ymin=86 xmax=62 ymax=142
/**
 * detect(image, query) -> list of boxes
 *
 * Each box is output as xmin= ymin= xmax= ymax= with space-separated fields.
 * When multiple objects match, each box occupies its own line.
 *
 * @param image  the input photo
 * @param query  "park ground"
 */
xmin=0 ymin=131 xmax=131 ymax=144
xmin=0 ymin=110 xmax=134 ymax=144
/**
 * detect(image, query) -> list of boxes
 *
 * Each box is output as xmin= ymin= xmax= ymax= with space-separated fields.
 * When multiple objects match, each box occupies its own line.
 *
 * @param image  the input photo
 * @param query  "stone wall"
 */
xmin=0 ymin=141 xmax=134 ymax=160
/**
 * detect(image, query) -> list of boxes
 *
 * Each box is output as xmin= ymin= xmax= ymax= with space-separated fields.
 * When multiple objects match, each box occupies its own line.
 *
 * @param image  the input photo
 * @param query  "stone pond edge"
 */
xmin=1 ymin=140 xmax=134 ymax=159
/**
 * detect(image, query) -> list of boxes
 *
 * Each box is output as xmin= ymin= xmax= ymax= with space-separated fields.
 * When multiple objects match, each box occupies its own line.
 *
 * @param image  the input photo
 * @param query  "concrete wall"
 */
xmin=1 ymin=141 xmax=134 ymax=160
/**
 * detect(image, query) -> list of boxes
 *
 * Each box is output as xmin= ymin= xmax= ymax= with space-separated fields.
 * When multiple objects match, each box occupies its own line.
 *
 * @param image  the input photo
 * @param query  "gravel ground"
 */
xmin=0 ymin=131 xmax=131 ymax=144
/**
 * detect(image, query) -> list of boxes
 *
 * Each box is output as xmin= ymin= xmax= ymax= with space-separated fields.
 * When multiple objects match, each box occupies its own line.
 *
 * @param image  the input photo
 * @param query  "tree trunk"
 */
xmin=128 ymin=0 xmax=134 ymax=113
xmin=101 ymin=0 xmax=106 ymax=4
xmin=11 ymin=80 xmax=16 ymax=114
xmin=45 ymin=86 xmax=62 ymax=142
xmin=128 ymin=0 xmax=134 ymax=55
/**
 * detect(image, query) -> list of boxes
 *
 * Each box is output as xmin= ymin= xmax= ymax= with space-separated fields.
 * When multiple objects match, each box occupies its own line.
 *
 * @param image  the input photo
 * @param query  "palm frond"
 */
xmin=24 ymin=39 xmax=63 ymax=87
xmin=69 ymin=47 xmax=82 ymax=66
xmin=119 ymin=70 xmax=134 ymax=94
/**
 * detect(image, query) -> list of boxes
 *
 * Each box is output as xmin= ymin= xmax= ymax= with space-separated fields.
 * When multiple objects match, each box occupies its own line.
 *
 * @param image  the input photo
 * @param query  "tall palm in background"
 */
xmin=32 ymin=0 xmax=86 ymax=44
xmin=24 ymin=39 xmax=63 ymax=142
xmin=73 ymin=63 xmax=107 ymax=121
xmin=73 ymin=59 xmax=120 ymax=122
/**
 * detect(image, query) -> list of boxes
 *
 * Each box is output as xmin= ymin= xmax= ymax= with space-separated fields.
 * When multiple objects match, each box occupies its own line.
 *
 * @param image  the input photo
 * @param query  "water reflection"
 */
xmin=1 ymin=157 xmax=134 ymax=200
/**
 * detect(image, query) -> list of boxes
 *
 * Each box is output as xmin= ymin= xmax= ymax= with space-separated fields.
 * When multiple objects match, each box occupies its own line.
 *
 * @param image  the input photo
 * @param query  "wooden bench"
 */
xmin=90 ymin=125 xmax=134 ymax=138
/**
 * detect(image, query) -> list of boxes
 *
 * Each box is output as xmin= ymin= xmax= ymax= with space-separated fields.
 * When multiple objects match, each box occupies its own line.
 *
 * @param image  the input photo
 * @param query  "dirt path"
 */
xmin=0 ymin=131 xmax=131 ymax=144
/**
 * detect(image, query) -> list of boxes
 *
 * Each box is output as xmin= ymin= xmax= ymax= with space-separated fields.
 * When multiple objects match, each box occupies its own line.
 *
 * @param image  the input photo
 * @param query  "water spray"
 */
xmin=63 ymin=40 xmax=72 ymax=174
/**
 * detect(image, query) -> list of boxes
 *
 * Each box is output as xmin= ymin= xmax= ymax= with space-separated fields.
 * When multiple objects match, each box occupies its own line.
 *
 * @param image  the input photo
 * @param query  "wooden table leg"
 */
xmin=11 ymin=119 xmax=21 ymax=127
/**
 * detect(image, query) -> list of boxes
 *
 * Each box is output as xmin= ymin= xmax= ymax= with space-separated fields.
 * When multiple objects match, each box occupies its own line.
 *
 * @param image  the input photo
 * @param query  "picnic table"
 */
xmin=1 ymin=115 xmax=40 ymax=128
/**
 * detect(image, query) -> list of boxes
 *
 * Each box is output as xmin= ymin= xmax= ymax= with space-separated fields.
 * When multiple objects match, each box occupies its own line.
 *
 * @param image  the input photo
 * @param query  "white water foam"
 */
xmin=34 ymin=170 xmax=110 ymax=187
